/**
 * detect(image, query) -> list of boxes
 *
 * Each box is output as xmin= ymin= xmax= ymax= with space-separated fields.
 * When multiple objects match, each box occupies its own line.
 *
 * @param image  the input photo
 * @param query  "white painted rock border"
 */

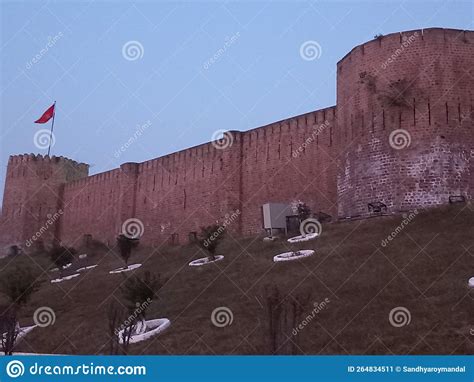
xmin=77 ymin=264 xmax=98 ymax=272
xmin=17 ymin=325 xmax=37 ymax=340
xmin=109 ymin=263 xmax=142 ymax=274
xmin=118 ymin=318 xmax=171 ymax=344
xmin=263 ymin=236 xmax=277 ymax=242
xmin=51 ymin=273 xmax=80 ymax=283
xmin=287 ymin=233 xmax=319 ymax=243
xmin=468 ymin=277 xmax=474 ymax=288
xmin=189 ymin=255 xmax=224 ymax=267
xmin=1 ymin=325 xmax=37 ymax=349
xmin=273 ymin=250 xmax=315 ymax=262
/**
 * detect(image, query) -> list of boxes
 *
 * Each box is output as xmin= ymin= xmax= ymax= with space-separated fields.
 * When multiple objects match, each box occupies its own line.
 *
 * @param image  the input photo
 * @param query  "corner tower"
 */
xmin=0 ymin=154 xmax=89 ymax=251
xmin=336 ymin=28 xmax=474 ymax=217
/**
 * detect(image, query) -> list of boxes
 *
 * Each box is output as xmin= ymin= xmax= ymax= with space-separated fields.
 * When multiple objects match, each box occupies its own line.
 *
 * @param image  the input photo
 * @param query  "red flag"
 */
xmin=34 ymin=103 xmax=55 ymax=124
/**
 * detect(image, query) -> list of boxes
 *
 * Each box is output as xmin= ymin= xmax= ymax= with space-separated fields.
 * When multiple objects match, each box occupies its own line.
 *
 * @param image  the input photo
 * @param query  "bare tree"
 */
xmin=0 ymin=307 xmax=19 ymax=355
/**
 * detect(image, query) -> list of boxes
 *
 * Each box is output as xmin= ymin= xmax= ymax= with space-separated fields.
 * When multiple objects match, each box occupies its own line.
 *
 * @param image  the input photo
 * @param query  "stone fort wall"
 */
xmin=1 ymin=28 xmax=472 ymax=249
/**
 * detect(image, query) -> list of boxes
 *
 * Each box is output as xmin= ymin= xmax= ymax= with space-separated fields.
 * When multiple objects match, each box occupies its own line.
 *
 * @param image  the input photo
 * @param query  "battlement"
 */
xmin=338 ymin=28 xmax=474 ymax=68
xmin=9 ymin=153 xmax=88 ymax=167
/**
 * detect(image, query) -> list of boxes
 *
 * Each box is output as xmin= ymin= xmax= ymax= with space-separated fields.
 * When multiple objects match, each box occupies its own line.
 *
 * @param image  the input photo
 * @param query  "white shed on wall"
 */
xmin=262 ymin=203 xmax=292 ymax=236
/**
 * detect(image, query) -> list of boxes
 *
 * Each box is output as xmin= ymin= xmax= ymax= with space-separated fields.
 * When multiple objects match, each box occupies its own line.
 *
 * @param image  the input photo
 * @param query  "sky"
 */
xmin=0 ymin=0 xmax=473 ymax=206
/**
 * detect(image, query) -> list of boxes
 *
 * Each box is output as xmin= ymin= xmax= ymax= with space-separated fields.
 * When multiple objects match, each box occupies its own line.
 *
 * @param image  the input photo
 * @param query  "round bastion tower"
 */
xmin=336 ymin=28 xmax=474 ymax=217
xmin=0 ymin=154 xmax=89 ymax=251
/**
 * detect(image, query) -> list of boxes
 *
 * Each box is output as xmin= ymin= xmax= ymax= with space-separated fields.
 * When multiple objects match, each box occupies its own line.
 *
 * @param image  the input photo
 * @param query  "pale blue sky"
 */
xmin=1 ymin=0 xmax=472 ymax=205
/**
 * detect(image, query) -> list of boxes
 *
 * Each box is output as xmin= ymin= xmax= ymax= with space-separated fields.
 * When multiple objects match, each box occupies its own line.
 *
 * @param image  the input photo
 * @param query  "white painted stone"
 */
xmin=118 ymin=318 xmax=171 ymax=344
xmin=273 ymin=250 xmax=315 ymax=262
xmin=109 ymin=263 xmax=142 ymax=274
xmin=189 ymin=255 xmax=224 ymax=267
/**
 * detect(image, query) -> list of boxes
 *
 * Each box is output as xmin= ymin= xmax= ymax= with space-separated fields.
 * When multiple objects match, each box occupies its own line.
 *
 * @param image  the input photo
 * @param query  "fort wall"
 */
xmin=1 ymin=28 xmax=472 ymax=250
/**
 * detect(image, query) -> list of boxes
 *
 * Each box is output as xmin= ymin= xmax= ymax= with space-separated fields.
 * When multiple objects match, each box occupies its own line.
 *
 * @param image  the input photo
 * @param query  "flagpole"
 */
xmin=47 ymin=101 xmax=56 ymax=157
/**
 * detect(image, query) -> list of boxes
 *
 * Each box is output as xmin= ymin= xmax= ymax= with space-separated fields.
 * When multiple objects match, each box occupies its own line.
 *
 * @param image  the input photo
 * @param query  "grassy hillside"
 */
xmin=1 ymin=204 xmax=473 ymax=355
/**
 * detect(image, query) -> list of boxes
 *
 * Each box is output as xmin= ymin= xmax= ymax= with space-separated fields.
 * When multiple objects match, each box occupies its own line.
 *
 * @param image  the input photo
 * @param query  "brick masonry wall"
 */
xmin=0 ymin=28 xmax=472 ymax=250
xmin=0 ymin=155 xmax=88 ymax=249
xmin=336 ymin=28 xmax=474 ymax=218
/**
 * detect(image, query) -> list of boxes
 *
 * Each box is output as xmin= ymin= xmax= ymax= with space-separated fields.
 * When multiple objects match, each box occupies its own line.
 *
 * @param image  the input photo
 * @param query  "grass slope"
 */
xmin=1 ymin=204 xmax=473 ymax=355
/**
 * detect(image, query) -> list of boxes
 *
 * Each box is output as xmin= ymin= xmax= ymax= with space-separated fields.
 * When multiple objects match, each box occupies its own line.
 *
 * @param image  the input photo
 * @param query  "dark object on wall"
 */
xmin=368 ymin=202 xmax=387 ymax=214
xmin=449 ymin=195 xmax=465 ymax=204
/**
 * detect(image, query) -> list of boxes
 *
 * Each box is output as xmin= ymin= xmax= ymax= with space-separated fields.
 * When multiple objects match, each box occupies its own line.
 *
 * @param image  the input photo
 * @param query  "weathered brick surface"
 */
xmin=336 ymin=28 xmax=474 ymax=217
xmin=0 ymin=28 xmax=472 ymax=249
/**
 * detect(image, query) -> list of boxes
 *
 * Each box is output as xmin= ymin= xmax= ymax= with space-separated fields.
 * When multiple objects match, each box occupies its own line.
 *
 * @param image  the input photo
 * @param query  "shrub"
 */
xmin=50 ymin=245 xmax=75 ymax=277
xmin=120 ymin=271 xmax=164 ymax=319
xmin=0 ymin=264 xmax=42 ymax=307
xmin=197 ymin=224 xmax=225 ymax=261
xmin=116 ymin=234 xmax=139 ymax=268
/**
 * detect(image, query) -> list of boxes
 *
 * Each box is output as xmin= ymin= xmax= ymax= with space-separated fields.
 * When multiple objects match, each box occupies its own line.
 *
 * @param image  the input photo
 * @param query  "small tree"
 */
xmin=0 ymin=264 xmax=43 ymax=307
xmin=107 ymin=272 xmax=163 ymax=354
xmin=106 ymin=301 xmax=136 ymax=355
xmin=0 ymin=307 xmax=19 ymax=356
xmin=198 ymin=224 xmax=224 ymax=262
xmin=116 ymin=234 xmax=139 ymax=269
xmin=50 ymin=245 xmax=75 ymax=278
xmin=120 ymin=271 xmax=163 ymax=320
xmin=0 ymin=264 xmax=43 ymax=355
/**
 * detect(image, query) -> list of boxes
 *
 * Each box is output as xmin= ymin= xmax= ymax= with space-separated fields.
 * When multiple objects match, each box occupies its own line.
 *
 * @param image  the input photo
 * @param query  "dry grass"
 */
xmin=1 ymin=204 xmax=473 ymax=355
